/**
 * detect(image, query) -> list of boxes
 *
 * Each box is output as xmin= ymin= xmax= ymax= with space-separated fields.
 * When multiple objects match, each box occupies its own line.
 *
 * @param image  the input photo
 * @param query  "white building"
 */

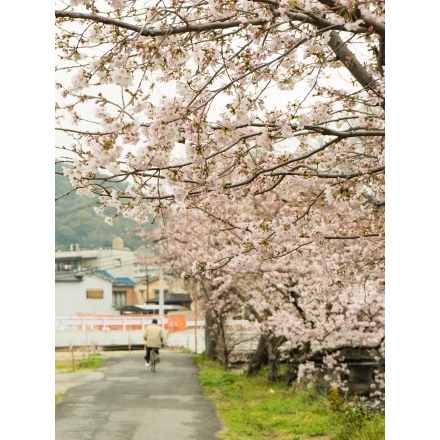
xmin=55 ymin=271 xmax=116 ymax=316
xmin=55 ymin=236 xmax=193 ymax=315
xmin=55 ymin=237 xmax=137 ymax=278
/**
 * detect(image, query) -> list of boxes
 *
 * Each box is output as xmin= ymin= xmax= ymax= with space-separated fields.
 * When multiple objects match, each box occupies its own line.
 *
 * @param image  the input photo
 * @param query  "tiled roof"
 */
xmin=94 ymin=270 xmax=116 ymax=281
xmin=114 ymin=277 xmax=137 ymax=286
xmin=94 ymin=270 xmax=136 ymax=286
xmin=147 ymin=293 xmax=192 ymax=305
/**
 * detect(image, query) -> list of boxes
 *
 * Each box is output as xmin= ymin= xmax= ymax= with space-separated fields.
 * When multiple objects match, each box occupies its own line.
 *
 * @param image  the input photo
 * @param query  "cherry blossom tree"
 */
xmin=55 ymin=0 xmax=384 ymax=223
xmin=56 ymin=0 xmax=385 ymax=405
xmin=135 ymin=178 xmax=384 ymax=405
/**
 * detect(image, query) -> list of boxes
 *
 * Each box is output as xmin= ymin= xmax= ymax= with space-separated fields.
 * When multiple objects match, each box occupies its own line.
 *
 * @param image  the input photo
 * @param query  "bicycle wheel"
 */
xmin=150 ymin=350 xmax=157 ymax=373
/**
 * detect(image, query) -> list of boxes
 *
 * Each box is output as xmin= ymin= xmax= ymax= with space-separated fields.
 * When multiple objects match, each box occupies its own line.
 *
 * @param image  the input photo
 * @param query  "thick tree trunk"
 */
xmin=267 ymin=339 xmax=278 ymax=381
xmin=219 ymin=321 xmax=229 ymax=368
xmin=203 ymin=309 xmax=217 ymax=360
xmin=247 ymin=334 xmax=268 ymax=376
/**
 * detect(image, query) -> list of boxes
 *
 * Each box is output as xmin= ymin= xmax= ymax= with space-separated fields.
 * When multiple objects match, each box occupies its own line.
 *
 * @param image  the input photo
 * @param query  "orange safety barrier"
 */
xmin=74 ymin=313 xmax=187 ymax=332
xmin=165 ymin=314 xmax=187 ymax=332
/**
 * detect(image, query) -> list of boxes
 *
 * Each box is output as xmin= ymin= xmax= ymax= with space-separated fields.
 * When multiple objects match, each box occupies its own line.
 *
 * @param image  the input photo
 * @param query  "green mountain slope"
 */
xmin=55 ymin=162 xmax=152 ymax=251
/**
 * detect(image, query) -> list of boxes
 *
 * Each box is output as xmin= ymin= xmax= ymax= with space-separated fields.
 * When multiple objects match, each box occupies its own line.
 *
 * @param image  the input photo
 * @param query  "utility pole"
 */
xmin=159 ymin=268 xmax=165 ymax=317
xmin=194 ymin=282 xmax=199 ymax=354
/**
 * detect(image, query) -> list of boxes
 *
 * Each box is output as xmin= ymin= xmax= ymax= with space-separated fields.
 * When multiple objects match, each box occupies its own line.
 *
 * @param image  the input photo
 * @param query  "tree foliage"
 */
xmin=137 ymin=183 xmax=384 ymax=406
xmin=55 ymin=0 xmax=385 ymax=405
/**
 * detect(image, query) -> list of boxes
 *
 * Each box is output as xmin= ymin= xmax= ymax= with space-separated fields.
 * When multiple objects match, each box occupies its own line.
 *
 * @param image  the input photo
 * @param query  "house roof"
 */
xmin=116 ymin=304 xmax=188 ymax=314
xmin=114 ymin=277 xmax=137 ymax=286
xmin=146 ymin=293 xmax=192 ymax=306
xmin=55 ymin=270 xmax=136 ymax=287
xmin=55 ymin=272 xmax=85 ymax=282
xmin=93 ymin=269 xmax=116 ymax=282
xmin=93 ymin=270 xmax=136 ymax=286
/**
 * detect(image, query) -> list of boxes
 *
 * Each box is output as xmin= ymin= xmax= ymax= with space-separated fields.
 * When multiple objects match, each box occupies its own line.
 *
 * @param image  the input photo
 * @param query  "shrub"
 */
xmin=327 ymin=388 xmax=385 ymax=440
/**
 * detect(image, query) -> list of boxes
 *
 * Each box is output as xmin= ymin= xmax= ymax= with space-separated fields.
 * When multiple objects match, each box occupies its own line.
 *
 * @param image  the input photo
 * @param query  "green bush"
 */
xmin=331 ymin=408 xmax=384 ymax=440
xmin=327 ymin=388 xmax=385 ymax=440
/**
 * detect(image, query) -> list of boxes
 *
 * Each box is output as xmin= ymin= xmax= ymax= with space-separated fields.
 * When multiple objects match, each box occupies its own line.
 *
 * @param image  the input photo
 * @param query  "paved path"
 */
xmin=56 ymin=351 xmax=223 ymax=439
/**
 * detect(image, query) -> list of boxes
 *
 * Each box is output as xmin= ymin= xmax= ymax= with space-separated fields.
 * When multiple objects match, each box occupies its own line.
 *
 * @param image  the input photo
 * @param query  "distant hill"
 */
xmin=55 ymin=162 xmax=153 ymax=251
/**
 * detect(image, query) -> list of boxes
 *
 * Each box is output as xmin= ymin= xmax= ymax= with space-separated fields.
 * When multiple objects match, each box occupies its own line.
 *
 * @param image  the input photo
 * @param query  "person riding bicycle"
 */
xmin=143 ymin=318 xmax=164 ymax=367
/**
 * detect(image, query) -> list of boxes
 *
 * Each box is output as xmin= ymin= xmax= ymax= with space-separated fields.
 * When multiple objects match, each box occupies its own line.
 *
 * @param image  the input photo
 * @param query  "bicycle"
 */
xmin=150 ymin=348 xmax=159 ymax=373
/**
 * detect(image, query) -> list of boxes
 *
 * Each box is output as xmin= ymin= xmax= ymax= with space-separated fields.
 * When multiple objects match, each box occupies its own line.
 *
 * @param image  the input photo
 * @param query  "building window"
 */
xmin=55 ymin=259 xmax=82 ymax=272
xmin=113 ymin=290 xmax=126 ymax=306
xmin=87 ymin=289 xmax=104 ymax=299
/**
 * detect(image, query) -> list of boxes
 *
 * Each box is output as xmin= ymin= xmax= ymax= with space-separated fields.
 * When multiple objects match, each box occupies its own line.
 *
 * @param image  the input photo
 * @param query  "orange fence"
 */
xmin=71 ymin=313 xmax=188 ymax=332
xmin=166 ymin=314 xmax=187 ymax=332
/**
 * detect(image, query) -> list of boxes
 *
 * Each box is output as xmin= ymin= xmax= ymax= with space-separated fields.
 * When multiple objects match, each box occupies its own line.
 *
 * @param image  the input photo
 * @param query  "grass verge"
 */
xmin=55 ymin=353 xmax=105 ymax=373
xmin=195 ymin=356 xmax=384 ymax=440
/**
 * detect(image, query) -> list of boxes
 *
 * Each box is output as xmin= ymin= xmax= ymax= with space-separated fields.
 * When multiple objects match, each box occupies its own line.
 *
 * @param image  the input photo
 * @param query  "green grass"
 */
xmin=55 ymin=352 xmax=105 ymax=373
xmin=195 ymin=356 xmax=385 ymax=440
xmin=55 ymin=391 xmax=63 ymax=405
xmin=195 ymin=357 xmax=333 ymax=439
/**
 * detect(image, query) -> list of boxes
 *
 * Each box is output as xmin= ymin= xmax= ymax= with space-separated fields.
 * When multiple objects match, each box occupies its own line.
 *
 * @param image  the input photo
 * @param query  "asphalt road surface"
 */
xmin=56 ymin=351 xmax=223 ymax=439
